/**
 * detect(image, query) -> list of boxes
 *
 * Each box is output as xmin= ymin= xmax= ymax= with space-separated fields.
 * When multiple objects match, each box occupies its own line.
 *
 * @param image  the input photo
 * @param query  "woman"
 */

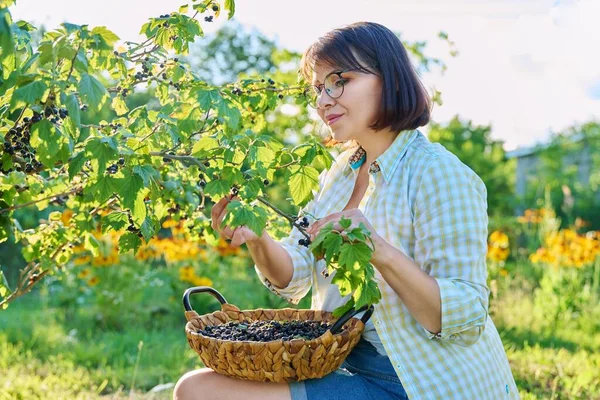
xmin=174 ymin=21 xmax=518 ymax=400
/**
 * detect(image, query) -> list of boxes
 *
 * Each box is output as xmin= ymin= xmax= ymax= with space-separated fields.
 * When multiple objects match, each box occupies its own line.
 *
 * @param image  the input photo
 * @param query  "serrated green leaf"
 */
xmin=224 ymin=0 xmax=235 ymax=19
xmin=288 ymin=165 xmax=319 ymax=206
xmin=85 ymin=137 xmax=118 ymax=173
xmin=0 ymin=269 xmax=12 ymax=298
xmin=140 ymin=216 xmax=159 ymax=241
xmin=78 ymin=73 xmax=108 ymax=111
xmin=353 ymin=279 xmax=381 ymax=309
xmin=203 ymin=179 xmax=230 ymax=198
xmin=91 ymin=26 xmax=120 ymax=46
xmin=11 ymin=79 xmax=47 ymax=106
xmin=86 ymin=175 xmax=117 ymax=203
xmin=84 ymin=232 xmax=100 ymax=257
xmin=68 ymin=151 xmax=87 ymax=179
xmin=30 ymin=120 xmax=71 ymax=167
xmin=112 ymin=95 xmax=128 ymax=115
xmin=132 ymin=165 xmax=158 ymax=186
xmin=224 ymin=201 xmax=268 ymax=238
xmin=116 ymin=172 xmax=146 ymax=224
xmin=119 ymin=232 xmax=142 ymax=254
xmin=103 ymin=211 xmax=129 ymax=232
xmin=62 ymin=93 xmax=81 ymax=127
xmin=196 ymin=88 xmax=222 ymax=110
xmin=191 ymin=136 xmax=219 ymax=157
xmin=338 ymin=241 xmax=372 ymax=270
xmin=332 ymin=298 xmax=355 ymax=318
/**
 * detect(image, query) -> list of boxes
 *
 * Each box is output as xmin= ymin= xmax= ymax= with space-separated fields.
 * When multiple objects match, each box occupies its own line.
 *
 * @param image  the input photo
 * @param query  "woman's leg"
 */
xmin=173 ymin=368 xmax=292 ymax=400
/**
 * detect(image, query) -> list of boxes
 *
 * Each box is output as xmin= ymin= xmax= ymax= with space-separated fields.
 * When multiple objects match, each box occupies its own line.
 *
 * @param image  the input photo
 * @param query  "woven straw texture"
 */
xmin=185 ymin=304 xmax=366 ymax=382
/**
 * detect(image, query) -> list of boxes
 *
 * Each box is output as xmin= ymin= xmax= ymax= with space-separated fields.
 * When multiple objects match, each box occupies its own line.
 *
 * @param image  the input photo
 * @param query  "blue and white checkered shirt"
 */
xmin=255 ymin=129 xmax=519 ymax=399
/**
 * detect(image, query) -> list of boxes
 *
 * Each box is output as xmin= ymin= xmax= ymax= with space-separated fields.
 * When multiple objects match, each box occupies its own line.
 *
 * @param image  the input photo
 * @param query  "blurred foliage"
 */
xmin=522 ymin=121 xmax=600 ymax=230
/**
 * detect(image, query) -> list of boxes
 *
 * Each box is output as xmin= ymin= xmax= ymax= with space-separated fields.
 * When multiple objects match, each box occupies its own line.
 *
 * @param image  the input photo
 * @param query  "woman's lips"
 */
xmin=328 ymin=115 xmax=343 ymax=125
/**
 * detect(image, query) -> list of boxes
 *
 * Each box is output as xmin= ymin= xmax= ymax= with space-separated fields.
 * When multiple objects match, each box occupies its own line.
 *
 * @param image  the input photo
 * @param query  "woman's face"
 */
xmin=311 ymin=62 xmax=382 ymax=142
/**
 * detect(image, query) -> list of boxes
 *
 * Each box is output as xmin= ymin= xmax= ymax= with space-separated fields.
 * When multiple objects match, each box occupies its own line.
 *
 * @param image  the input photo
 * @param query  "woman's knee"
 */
xmin=173 ymin=368 xmax=217 ymax=400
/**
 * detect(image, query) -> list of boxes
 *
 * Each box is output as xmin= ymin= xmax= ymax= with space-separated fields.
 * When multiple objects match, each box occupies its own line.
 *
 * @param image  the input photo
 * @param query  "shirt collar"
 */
xmin=343 ymin=129 xmax=420 ymax=183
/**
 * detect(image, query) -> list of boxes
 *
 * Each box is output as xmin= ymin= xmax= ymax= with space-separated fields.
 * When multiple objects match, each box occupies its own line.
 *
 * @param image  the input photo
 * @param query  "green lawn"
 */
xmin=1 ymin=263 xmax=599 ymax=399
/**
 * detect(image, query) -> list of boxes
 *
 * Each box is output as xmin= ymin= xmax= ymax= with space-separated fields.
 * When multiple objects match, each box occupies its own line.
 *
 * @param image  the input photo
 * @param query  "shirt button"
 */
xmin=375 ymin=320 xmax=381 ymax=325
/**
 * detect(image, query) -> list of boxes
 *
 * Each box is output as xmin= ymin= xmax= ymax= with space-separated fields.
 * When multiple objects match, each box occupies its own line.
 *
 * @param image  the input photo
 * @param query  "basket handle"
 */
xmin=329 ymin=305 xmax=374 ymax=334
xmin=183 ymin=286 xmax=228 ymax=312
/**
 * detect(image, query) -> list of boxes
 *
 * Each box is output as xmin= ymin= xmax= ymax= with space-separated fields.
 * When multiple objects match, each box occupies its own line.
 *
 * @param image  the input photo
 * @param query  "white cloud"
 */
xmin=9 ymin=0 xmax=600 ymax=151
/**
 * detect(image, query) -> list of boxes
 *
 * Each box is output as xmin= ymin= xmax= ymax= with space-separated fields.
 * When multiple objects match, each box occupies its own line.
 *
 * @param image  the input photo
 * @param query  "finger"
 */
xmin=211 ymin=196 xmax=231 ymax=228
xmin=229 ymin=227 xmax=243 ymax=247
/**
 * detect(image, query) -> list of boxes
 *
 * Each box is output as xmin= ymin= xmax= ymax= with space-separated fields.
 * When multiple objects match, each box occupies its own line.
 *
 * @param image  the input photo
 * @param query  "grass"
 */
xmin=1 ymin=264 xmax=599 ymax=399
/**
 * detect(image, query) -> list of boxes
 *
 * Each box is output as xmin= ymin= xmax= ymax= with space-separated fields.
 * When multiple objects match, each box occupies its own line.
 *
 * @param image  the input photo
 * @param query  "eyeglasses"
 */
xmin=303 ymin=65 xmax=378 ymax=109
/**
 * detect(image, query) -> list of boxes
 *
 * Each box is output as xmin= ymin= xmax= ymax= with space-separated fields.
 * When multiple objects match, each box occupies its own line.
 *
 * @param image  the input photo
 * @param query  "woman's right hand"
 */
xmin=210 ymin=195 xmax=263 ymax=247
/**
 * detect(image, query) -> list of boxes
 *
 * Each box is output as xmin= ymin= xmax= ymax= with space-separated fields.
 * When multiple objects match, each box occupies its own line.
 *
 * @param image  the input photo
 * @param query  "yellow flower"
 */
xmin=73 ymin=255 xmax=92 ymax=266
xmin=61 ymin=209 xmax=74 ymax=225
xmin=88 ymin=276 xmax=100 ymax=286
xmin=191 ymin=276 xmax=213 ymax=287
xmin=77 ymin=268 xmax=91 ymax=279
xmin=489 ymin=231 xmax=509 ymax=248
xmin=162 ymin=218 xmax=179 ymax=229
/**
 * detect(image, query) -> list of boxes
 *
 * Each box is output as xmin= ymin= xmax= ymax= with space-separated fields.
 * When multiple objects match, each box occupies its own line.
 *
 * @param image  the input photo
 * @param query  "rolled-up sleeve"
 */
xmin=413 ymin=153 xmax=490 ymax=346
xmin=254 ymin=169 xmax=328 ymax=305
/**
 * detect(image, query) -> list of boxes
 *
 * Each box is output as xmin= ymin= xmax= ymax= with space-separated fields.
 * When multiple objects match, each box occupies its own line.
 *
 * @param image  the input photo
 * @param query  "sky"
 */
xmin=9 ymin=0 xmax=600 ymax=151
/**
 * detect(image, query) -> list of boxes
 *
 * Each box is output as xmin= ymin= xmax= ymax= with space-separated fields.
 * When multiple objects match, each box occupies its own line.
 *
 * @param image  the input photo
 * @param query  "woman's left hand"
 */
xmin=305 ymin=208 xmax=384 ymax=261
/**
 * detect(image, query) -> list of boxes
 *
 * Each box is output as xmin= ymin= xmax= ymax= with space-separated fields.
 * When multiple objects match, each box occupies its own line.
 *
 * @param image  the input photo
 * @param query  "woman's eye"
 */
xmin=334 ymin=78 xmax=348 ymax=87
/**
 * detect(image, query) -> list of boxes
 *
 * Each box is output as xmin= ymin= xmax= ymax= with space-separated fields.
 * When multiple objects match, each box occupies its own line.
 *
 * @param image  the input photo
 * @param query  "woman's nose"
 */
xmin=317 ymin=90 xmax=335 ymax=109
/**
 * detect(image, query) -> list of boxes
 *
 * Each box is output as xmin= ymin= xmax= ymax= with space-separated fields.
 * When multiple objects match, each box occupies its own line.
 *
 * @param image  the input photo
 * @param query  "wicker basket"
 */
xmin=183 ymin=286 xmax=374 ymax=383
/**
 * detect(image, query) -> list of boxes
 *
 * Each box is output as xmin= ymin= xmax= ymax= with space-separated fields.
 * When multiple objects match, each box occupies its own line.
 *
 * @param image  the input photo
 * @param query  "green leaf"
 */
xmin=91 ymin=26 xmax=120 ymax=46
xmin=224 ymin=0 xmax=235 ymax=19
xmin=353 ymin=279 xmax=381 ymax=310
xmin=68 ymin=151 xmax=87 ymax=179
xmin=288 ymin=165 xmax=319 ymax=206
xmin=30 ymin=120 xmax=71 ymax=167
xmin=116 ymin=172 xmax=146 ymax=224
xmin=332 ymin=298 xmax=355 ymax=318
xmin=203 ymin=179 xmax=230 ymax=198
xmin=62 ymin=92 xmax=81 ymax=127
xmin=331 ymin=268 xmax=355 ymax=297
xmin=119 ymin=232 xmax=142 ymax=254
xmin=112 ymin=95 xmax=128 ymax=116
xmin=140 ymin=215 xmax=159 ymax=241
xmin=191 ymin=136 xmax=219 ymax=157
xmin=85 ymin=137 xmax=118 ymax=173
xmin=132 ymin=165 xmax=158 ymax=186
xmin=0 ymin=268 xmax=12 ymax=298
xmin=224 ymin=201 xmax=268 ymax=238
xmin=86 ymin=175 xmax=117 ymax=203
xmin=196 ymin=88 xmax=222 ymax=110
xmin=217 ymin=98 xmax=241 ymax=129
xmin=338 ymin=241 xmax=372 ymax=269
xmin=84 ymin=232 xmax=101 ymax=257
xmin=11 ymin=79 xmax=47 ymax=107
xmin=179 ymin=4 xmax=189 ymax=13
xmin=102 ymin=211 xmax=129 ymax=232
xmin=0 ymin=8 xmax=15 ymax=80
xmin=322 ymin=234 xmax=343 ymax=264
xmin=78 ymin=73 xmax=108 ymax=111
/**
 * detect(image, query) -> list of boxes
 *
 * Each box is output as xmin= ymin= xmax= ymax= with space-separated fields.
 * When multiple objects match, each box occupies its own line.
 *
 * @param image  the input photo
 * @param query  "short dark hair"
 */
xmin=300 ymin=21 xmax=432 ymax=148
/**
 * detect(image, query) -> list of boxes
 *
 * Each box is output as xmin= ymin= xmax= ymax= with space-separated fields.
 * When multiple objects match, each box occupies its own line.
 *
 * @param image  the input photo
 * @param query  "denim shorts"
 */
xmin=288 ymin=338 xmax=409 ymax=400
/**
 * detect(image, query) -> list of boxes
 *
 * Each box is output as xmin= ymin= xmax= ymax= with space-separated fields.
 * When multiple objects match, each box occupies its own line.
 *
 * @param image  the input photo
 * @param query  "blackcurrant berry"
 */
xmin=212 ymin=4 xmax=219 ymax=11
xmin=278 ymin=94 xmax=284 ymax=99
xmin=199 ymin=180 xmax=206 ymax=187
xmin=263 ymin=179 xmax=269 ymax=186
